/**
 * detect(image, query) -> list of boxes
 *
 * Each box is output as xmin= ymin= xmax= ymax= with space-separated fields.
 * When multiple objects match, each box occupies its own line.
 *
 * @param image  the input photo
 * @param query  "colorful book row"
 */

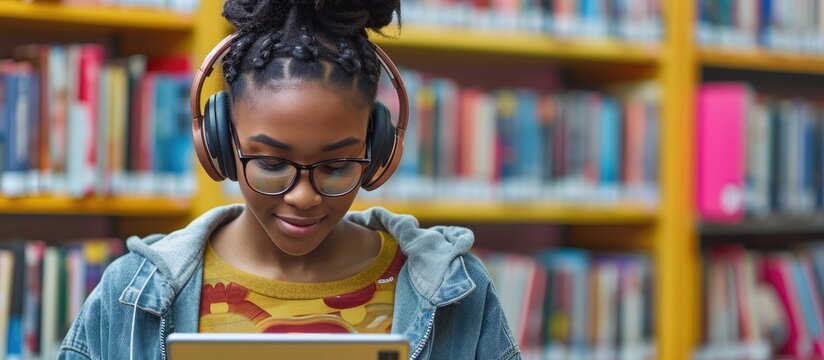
xmin=15 ymin=0 xmax=199 ymax=14
xmin=401 ymin=0 xmax=663 ymax=42
xmin=696 ymin=0 xmax=824 ymax=54
xmin=697 ymin=243 xmax=824 ymax=360
xmin=348 ymin=69 xmax=661 ymax=205
xmin=697 ymin=82 xmax=824 ymax=223
xmin=477 ymin=248 xmax=656 ymax=360
xmin=0 ymin=238 xmax=124 ymax=360
xmin=0 ymin=43 xmax=195 ymax=199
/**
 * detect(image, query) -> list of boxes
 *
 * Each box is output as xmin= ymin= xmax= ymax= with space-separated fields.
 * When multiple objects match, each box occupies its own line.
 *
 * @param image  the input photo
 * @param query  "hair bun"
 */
xmin=222 ymin=0 xmax=295 ymax=32
xmin=223 ymin=0 xmax=400 ymax=36
xmin=315 ymin=0 xmax=400 ymax=36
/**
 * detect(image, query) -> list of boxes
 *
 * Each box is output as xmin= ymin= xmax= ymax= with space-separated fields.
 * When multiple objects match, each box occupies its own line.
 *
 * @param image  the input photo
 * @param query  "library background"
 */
xmin=1 ymin=0 xmax=824 ymax=359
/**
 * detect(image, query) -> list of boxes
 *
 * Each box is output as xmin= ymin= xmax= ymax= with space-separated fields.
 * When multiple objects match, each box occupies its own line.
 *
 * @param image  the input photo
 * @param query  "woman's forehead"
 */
xmin=234 ymin=82 xmax=370 ymax=131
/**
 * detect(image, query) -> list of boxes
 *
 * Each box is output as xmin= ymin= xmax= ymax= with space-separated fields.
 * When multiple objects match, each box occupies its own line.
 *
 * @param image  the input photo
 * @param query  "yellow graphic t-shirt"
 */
xmin=198 ymin=231 xmax=406 ymax=334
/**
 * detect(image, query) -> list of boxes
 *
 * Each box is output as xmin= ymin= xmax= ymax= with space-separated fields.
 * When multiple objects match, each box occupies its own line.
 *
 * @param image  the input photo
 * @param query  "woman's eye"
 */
xmin=321 ymin=163 xmax=346 ymax=171
xmin=256 ymin=159 xmax=290 ymax=172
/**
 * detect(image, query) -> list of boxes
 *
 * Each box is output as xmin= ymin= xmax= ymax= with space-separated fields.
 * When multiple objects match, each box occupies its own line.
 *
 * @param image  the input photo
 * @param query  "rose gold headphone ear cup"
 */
xmin=362 ymin=134 xmax=403 ymax=191
xmin=362 ymin=102 xmax=392 ymax=186
xmin=191 ymin=35 xmax=237 ymax=182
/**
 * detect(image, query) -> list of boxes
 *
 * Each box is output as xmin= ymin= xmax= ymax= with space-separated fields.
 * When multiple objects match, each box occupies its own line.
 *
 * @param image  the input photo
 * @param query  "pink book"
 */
xmin=696 ymin=83 xmax=748 ymax=222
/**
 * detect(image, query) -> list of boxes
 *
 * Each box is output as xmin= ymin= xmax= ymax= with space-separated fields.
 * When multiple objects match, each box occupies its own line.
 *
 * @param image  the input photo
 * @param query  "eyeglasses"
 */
xmin=230 ymin=123 xmax=371 ymax=197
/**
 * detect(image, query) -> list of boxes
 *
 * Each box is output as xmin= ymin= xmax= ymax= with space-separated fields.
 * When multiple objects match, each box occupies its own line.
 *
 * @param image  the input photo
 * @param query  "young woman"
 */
xmin=58 ymin=1 xmax=519 ymax=359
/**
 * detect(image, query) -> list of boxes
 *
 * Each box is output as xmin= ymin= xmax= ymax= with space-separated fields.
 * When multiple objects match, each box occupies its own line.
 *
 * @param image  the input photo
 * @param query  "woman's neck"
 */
xmin=210 ymin=208 xmax=381 ymax=283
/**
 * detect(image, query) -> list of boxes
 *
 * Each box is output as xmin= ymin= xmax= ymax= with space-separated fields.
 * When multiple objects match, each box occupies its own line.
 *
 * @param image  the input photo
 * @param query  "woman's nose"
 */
xmin=282 ymin=170 xmax=322 ymax=209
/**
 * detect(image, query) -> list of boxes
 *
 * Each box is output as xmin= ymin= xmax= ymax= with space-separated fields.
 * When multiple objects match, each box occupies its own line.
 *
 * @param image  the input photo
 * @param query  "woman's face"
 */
xmin=230 ymin=80 xmax=372 ymax=256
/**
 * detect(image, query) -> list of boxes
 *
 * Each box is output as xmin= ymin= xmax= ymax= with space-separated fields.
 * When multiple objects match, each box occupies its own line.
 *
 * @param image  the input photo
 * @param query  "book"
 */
xmin=0 ymin=250 xmax=15 ymax=358
xmin=0 ymin=240 xmax=27 ymax=360
xmin=696 ymin=83 xmax=748 ymax=223
xmin=1 ymin=44 xmax=195 ymax=198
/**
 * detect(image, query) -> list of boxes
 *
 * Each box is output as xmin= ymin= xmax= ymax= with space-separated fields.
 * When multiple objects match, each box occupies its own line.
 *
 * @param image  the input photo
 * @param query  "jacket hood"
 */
xmin=126 ymin=204 xmax=476 ymax=306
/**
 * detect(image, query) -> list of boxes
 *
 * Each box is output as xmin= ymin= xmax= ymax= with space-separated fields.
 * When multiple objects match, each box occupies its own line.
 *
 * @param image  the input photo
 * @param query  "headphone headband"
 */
xmin=190 ymin=34 xmax=408 ymax=131
xmin=190 ymin=34 xmax=409 ymax=187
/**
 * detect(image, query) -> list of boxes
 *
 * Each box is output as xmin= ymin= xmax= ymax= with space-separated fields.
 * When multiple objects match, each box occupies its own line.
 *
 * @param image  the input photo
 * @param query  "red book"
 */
xmin=146 ymin=56 xmax=191 ymax=74
xmin=78 ymin=45 xmax=104 ymax=196
xmin=622 ymin=99 xmax=646 ymax=188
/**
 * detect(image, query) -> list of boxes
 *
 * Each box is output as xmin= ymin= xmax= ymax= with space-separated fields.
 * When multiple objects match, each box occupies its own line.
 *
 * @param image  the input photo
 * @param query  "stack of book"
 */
xmin=400 ymin=0 xmax=662 ymax=42
xmin=696 ymin=0 xmax=824 ymax=54
xmin=13 ymin=0 xmax=199 ymax=14
xmin=697 ymin=243 xmax=824 ymax=360
xmin=354 ymin=69 xmax=660 ymax=205
xmin=696 ymin=82 xmax=824 ymax=222
xmin=0 ymin=238 xmax=124 ymax=360
xmin=0 ymin=44 xmax=195 ymax=199
xmin=478 ymin=248 xmax=656 ymax=360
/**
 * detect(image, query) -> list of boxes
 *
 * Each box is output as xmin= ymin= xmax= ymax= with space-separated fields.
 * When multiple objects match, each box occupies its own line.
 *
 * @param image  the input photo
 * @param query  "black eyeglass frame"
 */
xmin=229 ymin=122 xmax=372 ymax=197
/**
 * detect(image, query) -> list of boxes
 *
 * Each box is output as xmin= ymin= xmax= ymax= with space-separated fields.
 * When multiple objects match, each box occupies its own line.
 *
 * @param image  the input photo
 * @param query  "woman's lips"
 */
xmin=275 ymin=215 xmax=325 ymax=237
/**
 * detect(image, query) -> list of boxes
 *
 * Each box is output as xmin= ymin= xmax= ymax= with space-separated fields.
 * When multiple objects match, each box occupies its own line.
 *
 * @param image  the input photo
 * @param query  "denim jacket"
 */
xmin=58 ymin=205 xmax=520 ymax=360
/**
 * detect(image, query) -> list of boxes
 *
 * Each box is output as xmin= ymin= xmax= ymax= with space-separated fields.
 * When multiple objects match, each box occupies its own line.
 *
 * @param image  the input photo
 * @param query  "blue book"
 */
xmin=516 ymin=89 xmax=540 ymax=181
xmin=539 ymin=249 xmax=590 ymax=354
xmin=431 ymin=79 xmax=447 ymax=179
xmin=27 ymin=71 xmax=40 ymax=176
xmin=768 ymin=103 xmax=782 ymax=211
xmin=792 ymin=259 xmax=823 ymax=339
xmin=496 ymin=90 xmax=519 ymax=180
xmin=599 ymin=96 xmax=621 ymax=185
xmin=817 ymin=115 xmax=824 ymax=209
xmin=170 ymin=76 xmax=194 ymax=193
xmin=717 ymin=0 xmax=732 ymax=28
xmin=802 ymin=110 xmax=815 ymax=209
xmin=153 ymin=75 xmax=176 ymax=176
xmin=811 ymin=247 xmax=824 ymax=300
xmin=759 ymin=0 xmax=773 ymax=46
xmin=3 ymin=67 xmax=30 ymax=196
xmin=0 ymin=240 xmax=25 ymax=359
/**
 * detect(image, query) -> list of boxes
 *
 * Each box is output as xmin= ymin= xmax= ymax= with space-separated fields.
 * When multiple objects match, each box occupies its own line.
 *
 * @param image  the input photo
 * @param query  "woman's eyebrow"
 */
xmin=249 ymin=134 xmax=290 ymax=150
xmin=322 ymin=137 xmax=362 ymax=152
xmin=248 ymin=134 xmax=362 ymax=152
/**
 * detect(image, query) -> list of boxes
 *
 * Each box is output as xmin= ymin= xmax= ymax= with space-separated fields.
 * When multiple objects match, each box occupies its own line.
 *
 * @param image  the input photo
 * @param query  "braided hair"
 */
xmin=221 ymin=0 xmax=401 ymax=106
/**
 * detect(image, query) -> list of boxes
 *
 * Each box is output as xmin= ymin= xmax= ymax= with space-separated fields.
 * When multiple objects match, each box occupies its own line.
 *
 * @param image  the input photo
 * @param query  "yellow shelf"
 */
xmin=351 ymin=201 xmax=657 ymax=224
xmin=371 ymin=25 xmax=661 ymax=65
xmin=700 ymin=47 xmax=824 ymax=74
xmin=0 ymin=2 xmax=193 ymax=31
xmin=0 ymin=196 xmax=191 ymax=216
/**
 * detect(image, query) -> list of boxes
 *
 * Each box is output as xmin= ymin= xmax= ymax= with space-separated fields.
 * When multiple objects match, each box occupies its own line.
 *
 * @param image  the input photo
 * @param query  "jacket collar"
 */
xmin=120 ymin=204 xmax=477 ymax=314
xmin=120 ymin=205 xmax=243 ymax=315
xmin=344 ymin=207 xmax=477 ymax=306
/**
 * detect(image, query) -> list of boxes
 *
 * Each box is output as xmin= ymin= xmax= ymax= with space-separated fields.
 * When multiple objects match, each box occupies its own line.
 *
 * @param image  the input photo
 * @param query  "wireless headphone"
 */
xmin=189 ymin=34 xmax=409 ymax=191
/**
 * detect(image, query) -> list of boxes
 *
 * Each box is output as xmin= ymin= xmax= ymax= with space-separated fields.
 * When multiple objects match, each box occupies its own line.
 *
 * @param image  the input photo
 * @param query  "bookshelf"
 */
xmin=370 ymin=25 xmax=662 ymax=65
xmin=699 ymin=47 xmax=824 ymax=74
xmin=0 ymin=2 xmax=193 ymax=31
xmin=11 ymin=0 xmax=824 ymax=359
xmin=0 ymin=196 xmax=190 ymax=216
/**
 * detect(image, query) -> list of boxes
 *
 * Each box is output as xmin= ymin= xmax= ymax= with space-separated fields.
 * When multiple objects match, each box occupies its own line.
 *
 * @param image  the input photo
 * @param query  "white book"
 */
xmin=596 ymin=263 xmax=619 ymax=359
xmin=40 ymin=248 xmax=60 ymax=360
xmin=0 ymin=250 xmax=15 ymax=358
xmin=68 ymin=249 xmax=87 ymax=327
xmin=95 ymin=67 xmax=111 ymax=196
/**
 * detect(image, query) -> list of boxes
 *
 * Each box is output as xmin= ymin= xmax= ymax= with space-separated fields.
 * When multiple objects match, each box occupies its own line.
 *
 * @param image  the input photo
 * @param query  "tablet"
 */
xmin=166 ymin=333 xmax=409 ymax=360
